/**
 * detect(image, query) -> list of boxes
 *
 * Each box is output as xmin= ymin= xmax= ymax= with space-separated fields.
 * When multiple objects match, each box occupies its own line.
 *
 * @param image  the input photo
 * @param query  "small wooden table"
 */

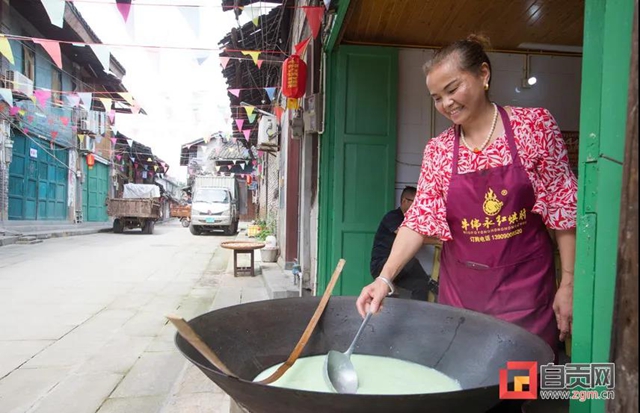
xmin=220 ymin=241 xmax=265 ymax=277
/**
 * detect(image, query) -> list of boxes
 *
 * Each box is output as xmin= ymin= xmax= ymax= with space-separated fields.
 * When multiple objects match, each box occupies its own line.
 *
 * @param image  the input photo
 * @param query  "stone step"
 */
xmin=15 ymin=236 xmax=43 ymax=245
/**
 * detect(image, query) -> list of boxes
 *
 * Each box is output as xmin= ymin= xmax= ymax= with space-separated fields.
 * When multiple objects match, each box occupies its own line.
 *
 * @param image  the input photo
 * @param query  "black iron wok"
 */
xmin=175 ymin=296 xmax=554 ymax=413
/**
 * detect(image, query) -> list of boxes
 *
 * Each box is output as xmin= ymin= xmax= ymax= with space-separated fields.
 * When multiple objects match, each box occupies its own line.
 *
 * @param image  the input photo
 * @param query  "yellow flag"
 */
xmin=119 ymin=92 xmax=135 ymax=106
xmin=244 ymin=105 xmax=255 ymax=117
xmin=99 ymin=98 xmax=112 ymax=111
xmin=241 ymin=50 xmax=261 ymax=65
xmin=154 ymin=165 xmax=158 ymax=171
xmin=78 ymin=134 xmax=85 ymax=143
xmin=147 ymin=157 xmax=152 ymax=162
xmin=0 ymin=35 xmax=14 ymax=65
xmin=252 ymin=17 xmax=259 ymax=26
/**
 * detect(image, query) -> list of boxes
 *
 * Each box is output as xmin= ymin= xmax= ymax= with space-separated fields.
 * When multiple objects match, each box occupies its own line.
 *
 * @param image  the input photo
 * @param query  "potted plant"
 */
xmin=257 ymin=220 xmax=278 ymax=262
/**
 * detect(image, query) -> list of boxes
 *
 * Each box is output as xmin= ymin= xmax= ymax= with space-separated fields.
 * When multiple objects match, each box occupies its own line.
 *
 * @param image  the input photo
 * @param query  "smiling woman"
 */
xmin=357 ymin=34 xmax=579 ymax=369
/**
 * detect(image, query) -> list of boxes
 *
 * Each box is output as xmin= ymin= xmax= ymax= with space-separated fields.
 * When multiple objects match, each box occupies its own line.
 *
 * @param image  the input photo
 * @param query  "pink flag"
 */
xmin=116 ymin=154 xmax=122 ymax=161
xmin=228 ymin=89 xmax=241 ymax=98
xmin=220 ymin=56 xmax=230 ymax=69
xmin=10 ymin=106 xmax=19 ymax=116
xmin=235 ymin=118 xmax=244 ymax=130
xmin=302 ymin=6 xmax=325 ymax=38
xmin=110 ymin=137 xmax=117 ymax=145
xmin=23 ymin=127 xmax=29 ymax=134
xmin=108 ymin=109 xmax=116 ymax=123
xmin=257 ymin=60 xmax=264 ymax=69
xmin=34 ymin=90 xmax=52 ymax=108
xmin=232 ymin=138 xmax=237 ymax=144
xmin=60 ymin=116 xmax=69 ymax=126
xmin=34 ymin=39 xmax=63 ymax=69
xmin=243 ymin=129 xmax=251 ymax=141
xmin=51 ymin=131 xmax=58 ymax=140
xmin=116 ymin=0 xmax=132 ymax=22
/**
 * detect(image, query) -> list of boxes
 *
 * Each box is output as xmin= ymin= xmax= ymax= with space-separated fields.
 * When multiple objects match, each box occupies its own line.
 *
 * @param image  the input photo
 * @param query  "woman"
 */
xmin=356 ymin=35 xmax=576 ymax=352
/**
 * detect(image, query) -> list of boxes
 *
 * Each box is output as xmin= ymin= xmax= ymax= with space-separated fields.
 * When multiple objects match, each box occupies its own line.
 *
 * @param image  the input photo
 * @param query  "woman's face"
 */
xmin=426 ymin=54 xmax=490 ymax=125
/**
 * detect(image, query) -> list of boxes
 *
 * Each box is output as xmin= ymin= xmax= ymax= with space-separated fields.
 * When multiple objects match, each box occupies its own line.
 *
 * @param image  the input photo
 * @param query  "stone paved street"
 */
xmin=0 ymin=221 xmax=268 ymax=413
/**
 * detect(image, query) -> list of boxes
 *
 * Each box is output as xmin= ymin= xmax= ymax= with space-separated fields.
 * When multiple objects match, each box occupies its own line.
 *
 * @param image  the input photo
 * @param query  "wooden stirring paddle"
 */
xmin=166 ymin=314 xmax=238 ymax=378
xmin=258 ymin=258 xmax=346 ymax=384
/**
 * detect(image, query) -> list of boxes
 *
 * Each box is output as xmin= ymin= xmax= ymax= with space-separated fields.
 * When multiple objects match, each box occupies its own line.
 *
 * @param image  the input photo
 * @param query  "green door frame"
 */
xmin=572 ymin=1 xmax=634 ymax=412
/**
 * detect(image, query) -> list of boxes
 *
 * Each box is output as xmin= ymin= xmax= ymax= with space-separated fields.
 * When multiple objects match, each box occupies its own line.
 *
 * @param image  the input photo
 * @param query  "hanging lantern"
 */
xmin=86 ymin=153 xmax=95 ymax=170
xmin=281 ymin=54 xmax=307 ymax=110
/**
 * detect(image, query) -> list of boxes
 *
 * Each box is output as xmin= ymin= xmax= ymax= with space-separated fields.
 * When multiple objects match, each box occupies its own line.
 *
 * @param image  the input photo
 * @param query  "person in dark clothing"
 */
xmin=370 ymin=186 xmax=431 ymax=300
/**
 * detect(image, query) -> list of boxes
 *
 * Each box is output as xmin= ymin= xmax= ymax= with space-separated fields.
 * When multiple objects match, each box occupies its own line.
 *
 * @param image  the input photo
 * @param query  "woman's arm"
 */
xmin=553 ymin=228 xmax=575 ymax=341
xmin=356 ymin=227 xmax=425 ymax=317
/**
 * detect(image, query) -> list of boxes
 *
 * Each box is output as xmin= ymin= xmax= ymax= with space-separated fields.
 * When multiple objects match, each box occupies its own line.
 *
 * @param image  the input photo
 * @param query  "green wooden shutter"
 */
xmin=318 ymin=46 xmax=398 ymax=296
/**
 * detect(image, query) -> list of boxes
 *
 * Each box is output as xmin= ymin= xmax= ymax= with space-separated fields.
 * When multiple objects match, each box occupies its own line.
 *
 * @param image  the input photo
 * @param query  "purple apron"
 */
xmin=438 ymin=106 xmax=558 ymax=352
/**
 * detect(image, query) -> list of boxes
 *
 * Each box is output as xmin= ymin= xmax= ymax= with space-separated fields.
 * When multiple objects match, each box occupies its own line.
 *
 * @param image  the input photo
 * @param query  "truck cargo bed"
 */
xmin=107 ymin=198 xmax=161 ymax=218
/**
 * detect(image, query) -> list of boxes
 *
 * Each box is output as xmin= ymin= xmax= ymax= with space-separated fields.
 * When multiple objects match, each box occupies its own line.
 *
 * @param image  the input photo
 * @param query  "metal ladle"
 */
xmin=324 ymin=311 xmax=373 ymax=394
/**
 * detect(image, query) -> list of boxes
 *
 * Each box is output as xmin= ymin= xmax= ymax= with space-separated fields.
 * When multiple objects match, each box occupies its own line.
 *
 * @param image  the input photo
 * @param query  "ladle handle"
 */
xmin=258 ymin=259 xmax=346 ymax=384
xmin=166 ymin=314 xmax=238 ymax=379
xmin=346 ymin=311 xmax=373 ymax=357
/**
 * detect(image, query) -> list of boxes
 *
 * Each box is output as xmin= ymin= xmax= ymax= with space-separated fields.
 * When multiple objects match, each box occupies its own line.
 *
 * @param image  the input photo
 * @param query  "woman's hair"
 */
xmin=423 ymin=34 xmax=493 ymax=85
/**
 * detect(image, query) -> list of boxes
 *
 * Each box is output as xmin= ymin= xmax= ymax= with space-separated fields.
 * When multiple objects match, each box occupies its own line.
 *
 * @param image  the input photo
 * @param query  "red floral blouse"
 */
xmin=402 ymin=107 xmax=578 ymax=241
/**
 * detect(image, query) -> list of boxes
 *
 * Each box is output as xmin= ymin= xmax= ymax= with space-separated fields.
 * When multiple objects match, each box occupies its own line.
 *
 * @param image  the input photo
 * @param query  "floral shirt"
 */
xmin=402 ymin=107 xmax=578 ymax=241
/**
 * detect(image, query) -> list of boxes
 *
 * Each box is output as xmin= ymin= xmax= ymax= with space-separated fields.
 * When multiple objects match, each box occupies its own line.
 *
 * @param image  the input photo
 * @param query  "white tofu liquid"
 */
xmin=253 ymin=354 xmax=462 ymax=395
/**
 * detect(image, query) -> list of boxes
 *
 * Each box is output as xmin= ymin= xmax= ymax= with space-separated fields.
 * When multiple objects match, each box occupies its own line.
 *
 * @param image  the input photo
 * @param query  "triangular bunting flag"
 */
xmin=66 ymin=94 xmax=81 ymax=107
xmin=33 ymin=39 xmax=62 ymax=69
xmin=257 ymin=60 xmax=264 ymax=69
xmin=154 ymin=165 xmax=158 ymax=171
xmin=119 ymin=92 xmax=135 ymax=106
xmin=220 ymin=56 xmax=230 ymax=69
xmin=0 ymin=88 xmax=13 ymax=107
xmin=252 ymin=17 xmax=260 ymax=27
xmin=235 ymin=119 xmax=244 ymax=131
xmin=179 ymin=6 xmax=200 ymax=39
xmin=302 ymin=6 xmax=325 ymax=38
xmin=244 ymin=105 xmax=255 ymax=117
xmin=264 ymin=87 xmax=276 ymax=101
xmin=116 ymin=154 xmax=122 ymax=161
xmin=127 ymin=139 xmax=133 ymax=146
xmin=51 ymin=131 xmax=58 ymax=140
xmin=247 ymin=113 xmax=256 ymax=124
xmin=324 ymin=0 xmax=331 ymax=9
xmin=90 ymin=45 xmax=111 ymax=71
xmin=115 ymin=0 xmax=132 ymax=22
xmin=110 ymin=137 xmax=117 ymax=145
xmin=241 ymin=50 xmax=261 ymax=65
xmin=99 ymin=98 xmax=112 ymax=111
xmin=131 ymin=104 xmax=141 ymax=115
xmin=78 ymin=93 xmax=92 ymax=108
xmin=232 ymin=138 xmax=237 ymax=144
xmin=196 ymin=56 xmax=209 ymax=66
xmin=108 ymin=110 xmax=116 ymax=124
xmin=10 ymin=106 xmax=19 ymax=116
xmin=215 ymin=165 xmax=221 ymax=172
xmin=243 ymin=129 xmax=251 ymax=141
xmin=60 ymin=116 xmax=69 ymax=126
xmin=203 ymin=135 xmax=211 ymax=144
xmin=294 ymin=37 xmax=312 ymax=56
xmin=0 ymin=35 xmax=15 ymax=65
xmin=34 ymin=90 xmax=52 ymax=108
xmin=40 ymin=0 xmax=65 ymax=28
xmin=228 ymin=89 xmax=241 ymax=98
xmin=147 ymin=157 xmax=152 ymax=162
xmin=78 ymin=134 xmax=85 ymax=143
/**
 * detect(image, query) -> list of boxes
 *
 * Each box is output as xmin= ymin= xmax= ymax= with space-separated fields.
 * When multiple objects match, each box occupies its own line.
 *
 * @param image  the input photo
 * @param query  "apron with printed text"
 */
xmin=438 ymin=106 xmax=558 ymax=352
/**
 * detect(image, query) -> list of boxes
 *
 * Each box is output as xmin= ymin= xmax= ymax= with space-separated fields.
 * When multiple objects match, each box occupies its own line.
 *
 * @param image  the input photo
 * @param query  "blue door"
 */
xmin=8 ymin=133 xmax=68 ymax=220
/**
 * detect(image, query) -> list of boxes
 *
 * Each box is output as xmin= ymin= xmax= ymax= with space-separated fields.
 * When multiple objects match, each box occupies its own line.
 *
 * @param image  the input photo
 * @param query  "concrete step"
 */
xmin=15 ymin=236 xmax=43 ymax=245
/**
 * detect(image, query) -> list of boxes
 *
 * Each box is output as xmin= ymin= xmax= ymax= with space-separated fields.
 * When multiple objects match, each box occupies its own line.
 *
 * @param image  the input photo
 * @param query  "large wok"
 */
xmin=175 ymin=296 xmax=554 ymax=413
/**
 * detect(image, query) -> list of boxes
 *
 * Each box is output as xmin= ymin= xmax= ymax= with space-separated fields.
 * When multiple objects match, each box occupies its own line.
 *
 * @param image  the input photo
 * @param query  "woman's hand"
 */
xmin=553 ymin=283 xmax=573 ymax=341
xmin=356 ymin=278 xmax=391 ymax=317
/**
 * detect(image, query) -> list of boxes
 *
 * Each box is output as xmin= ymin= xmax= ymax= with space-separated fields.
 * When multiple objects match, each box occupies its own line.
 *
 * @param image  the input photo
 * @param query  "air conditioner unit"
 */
xmin=80 ymin=135 xmax=96 ymax=152
xmin=5 ymin=70 xmax=34 ymax=96
xmin=257 ymin=115 xmax=278 ymax=147
xmin=76 ymin=110 xmax=105 ymax=135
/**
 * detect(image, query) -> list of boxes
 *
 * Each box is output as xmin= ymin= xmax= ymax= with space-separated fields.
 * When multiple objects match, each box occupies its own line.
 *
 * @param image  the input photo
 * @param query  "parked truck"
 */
xmin=107 ymin=184 xmax=161 ymax=234
xmin=189 ymin=176 xmax=244 ymax=236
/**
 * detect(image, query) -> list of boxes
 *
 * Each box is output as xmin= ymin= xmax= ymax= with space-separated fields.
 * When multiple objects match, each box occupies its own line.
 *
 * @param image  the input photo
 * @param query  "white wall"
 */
xmin=397 ymin=48 xmax=583 ymax=274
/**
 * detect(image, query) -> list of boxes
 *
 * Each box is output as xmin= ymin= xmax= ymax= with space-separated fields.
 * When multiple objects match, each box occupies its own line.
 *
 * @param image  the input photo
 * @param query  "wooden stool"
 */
xmin=221 ymin=241 xmax=265 ymax=277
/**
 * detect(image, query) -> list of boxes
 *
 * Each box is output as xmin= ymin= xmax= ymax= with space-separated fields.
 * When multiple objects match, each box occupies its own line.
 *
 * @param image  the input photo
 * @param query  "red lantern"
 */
xmin=246 ymin=175 xmax=252 ymax=185
xmin=86 ymin=153 xmax=95 ymax=170
xmin=281 ymin=54 xmax=307 ymax=99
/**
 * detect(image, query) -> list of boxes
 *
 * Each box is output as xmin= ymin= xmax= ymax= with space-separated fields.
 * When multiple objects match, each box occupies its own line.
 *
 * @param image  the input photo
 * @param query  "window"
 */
xmin=51 ymin=69 xmax=62 ymax=105
xmin=22 ymin=45 xmax=35 ymax=82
